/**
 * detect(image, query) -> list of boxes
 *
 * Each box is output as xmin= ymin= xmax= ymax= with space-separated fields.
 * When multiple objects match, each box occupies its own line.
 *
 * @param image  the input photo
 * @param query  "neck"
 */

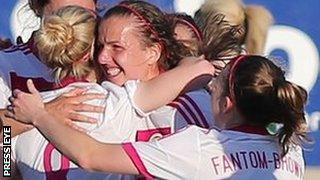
xmin=141 ymin=65 xmax=161 ymax=81
xmin=217 ymin=109 xmax=246 ymax=130
xmin=85 ymin=71 xmax=97 ymax=83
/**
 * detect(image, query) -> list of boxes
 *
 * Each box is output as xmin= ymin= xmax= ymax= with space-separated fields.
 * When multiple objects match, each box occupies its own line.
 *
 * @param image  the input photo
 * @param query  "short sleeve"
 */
xmin=124 ymin=80 xmax=151 ymax=117
xmin=91 ymin=81 xmax=141 ymax=143
xmin=122 ymin=126 xmax=202 ymax=179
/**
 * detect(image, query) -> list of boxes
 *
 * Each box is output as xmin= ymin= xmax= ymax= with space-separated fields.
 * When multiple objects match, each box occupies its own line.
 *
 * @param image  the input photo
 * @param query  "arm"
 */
xmin=7 ymin=80 xmax=138 ymax=175
xmin=0 ymin=76 xmax=29 ymax=141
xmin=34 ymin=111 xmax=138 ymax=175
xmin=0 ymin=109 xmax=32 ymax=142
xmin=135 ymin=56 xmax=214 ymax=112
xmin=0 ymin=88 xmax=105 ymax=142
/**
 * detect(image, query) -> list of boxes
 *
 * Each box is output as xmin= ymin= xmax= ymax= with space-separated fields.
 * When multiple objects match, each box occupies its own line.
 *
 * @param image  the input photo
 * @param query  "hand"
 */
xmin=5 ymin=79 xmax=45 ymax=124
xmin=211 ymin=60 xmax=230 ymax=77
xmin=45 ymin=87 xmax=106 ymax=132
xmin=179 ymin=55 xmax=215 ymax=77
xmin=178 ymin=55 xmax=205 ymax=66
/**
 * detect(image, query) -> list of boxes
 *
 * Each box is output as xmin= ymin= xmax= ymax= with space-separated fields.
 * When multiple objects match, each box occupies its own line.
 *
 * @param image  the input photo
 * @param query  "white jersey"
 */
xmin=168 ymin=89 xmax=213 ymax=130
xmin=12 ymin=80 xmax=213 ymax=179
xmin=125 ymin=80 xmax=214 ymax=142
xmin=0 ymin=38 xmax=53 ymax=90
xmin=12 ymin=81 xmax=144 ymax=180
xmin=123 ymin=125 xmax=305 ymax=180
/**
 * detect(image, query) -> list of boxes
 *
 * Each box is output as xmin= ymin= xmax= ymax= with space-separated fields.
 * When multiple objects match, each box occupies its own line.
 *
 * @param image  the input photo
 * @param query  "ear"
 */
xmin=222 ymin=96 xmax=234 ymax=113
xmin=145 ymin=43 xmax=162 ymax=65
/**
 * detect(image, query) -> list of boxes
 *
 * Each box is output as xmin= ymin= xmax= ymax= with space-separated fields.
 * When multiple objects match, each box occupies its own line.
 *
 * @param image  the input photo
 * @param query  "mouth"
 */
xmin=104 ymin=66 xmax=123 ymax=78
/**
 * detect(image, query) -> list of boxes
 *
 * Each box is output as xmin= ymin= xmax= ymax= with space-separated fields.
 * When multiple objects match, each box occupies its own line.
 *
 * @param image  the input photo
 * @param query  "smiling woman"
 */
xmin=97 ymin=1 xmax=193 ymax=86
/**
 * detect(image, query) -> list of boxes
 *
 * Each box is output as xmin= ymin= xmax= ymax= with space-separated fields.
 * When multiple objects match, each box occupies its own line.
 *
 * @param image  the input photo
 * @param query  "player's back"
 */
xmin=127 ymin=126 xmax=304 ymax=179
xmin=12 ymin=82 xmax=139 ymax=179
xmin=197 ymin=127 xmax=305 ymax=179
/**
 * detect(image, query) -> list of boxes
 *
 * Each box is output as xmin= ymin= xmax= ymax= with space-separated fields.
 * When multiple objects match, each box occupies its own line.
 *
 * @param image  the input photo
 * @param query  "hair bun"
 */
xmin=42 ymin=16 xmax=75 ymax=52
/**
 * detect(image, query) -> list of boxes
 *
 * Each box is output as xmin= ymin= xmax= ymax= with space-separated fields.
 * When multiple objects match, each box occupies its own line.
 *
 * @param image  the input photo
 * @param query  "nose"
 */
xmin=98 ymin=46 xmax=113 ymax=65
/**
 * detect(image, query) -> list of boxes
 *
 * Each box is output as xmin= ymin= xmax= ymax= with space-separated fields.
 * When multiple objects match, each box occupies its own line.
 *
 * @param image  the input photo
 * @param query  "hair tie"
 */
xmin=177 ymin=19 xmax=203 ymax=41
xmin=117 ymin=3 xmax=159 ymax=40
xmin=117 ymin=3 xmax=168 ymax=59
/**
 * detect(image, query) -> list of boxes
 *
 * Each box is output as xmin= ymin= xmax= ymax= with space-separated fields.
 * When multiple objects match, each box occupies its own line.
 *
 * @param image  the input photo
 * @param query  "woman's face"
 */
xmin=97 ymin=15 xmax=159 ymax=86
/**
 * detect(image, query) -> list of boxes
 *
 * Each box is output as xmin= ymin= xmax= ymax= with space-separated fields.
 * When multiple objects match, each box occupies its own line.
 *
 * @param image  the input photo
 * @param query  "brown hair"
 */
xmin=35 ymin=5 xmax=96 ymax=83
xmin=102 ymin=0 xmax=192 ymax=70
xmin=28 ymin=0 xmax=50 ymax=17
xmin=166 ymin=13 xmax=203 ymax=57
xmin=195 ymin=12 xmax=241 ymax=61
xmin=28 ymin=0 xmax=98 ymax=17
xmin=226 ymin=55 xmax=308 ymax=155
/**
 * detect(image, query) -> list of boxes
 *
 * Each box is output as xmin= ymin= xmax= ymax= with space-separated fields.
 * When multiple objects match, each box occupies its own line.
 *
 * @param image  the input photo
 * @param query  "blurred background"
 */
xmin=0 ymin=0 xmax=319 ymax=179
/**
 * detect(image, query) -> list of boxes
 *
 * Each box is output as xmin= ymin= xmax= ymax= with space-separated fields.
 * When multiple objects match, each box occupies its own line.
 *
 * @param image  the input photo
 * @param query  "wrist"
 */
xmin=32 ymin=110 xmax=50 ymax=127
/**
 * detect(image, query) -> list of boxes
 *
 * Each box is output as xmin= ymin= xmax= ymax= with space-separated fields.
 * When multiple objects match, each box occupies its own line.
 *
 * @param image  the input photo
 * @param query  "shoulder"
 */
xmin=40 ymin=82 xmax=107 ymax=100
xmin=170 ymin=89 xmax=213 ymax=129
xmin=161 ymin=125 xmax=211 ymax=143
xmin=175 ymin=89 xmax=211 ymax=106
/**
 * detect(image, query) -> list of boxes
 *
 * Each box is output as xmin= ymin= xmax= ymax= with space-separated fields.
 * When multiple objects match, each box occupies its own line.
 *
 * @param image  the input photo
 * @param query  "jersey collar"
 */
xmin=54 ymin=77 xmax=88 ymax=88
xmin=227 ymin=125 xmax=269 ymax=135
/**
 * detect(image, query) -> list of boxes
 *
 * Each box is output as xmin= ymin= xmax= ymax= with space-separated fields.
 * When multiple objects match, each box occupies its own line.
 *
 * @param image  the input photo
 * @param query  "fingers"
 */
xmin=6 ymin=104 xmax=14 ymax=113
xmin=65 ymin=121 xmax=87 ymax=133
xmin=4 ymin=110 xmax=15 ymax=120
xmin=27 ymin=79 xmax=39 ymax=94
xmin=70 ymin=93 xmax=106 ymax=103
xmin=73 ymin=103 xmax=105 ymax=113
xmin=63 ymin=88 xmax=87 ymax=97
xmin=8 ymin=96 xmax=14 ymax=103
xmin=12 ymin=89 xmax=22 ymax=98
xmin=68 ymin=112 xmax=98 ymax=123
xmin=60 ymin=93 xmax=106 ymax=105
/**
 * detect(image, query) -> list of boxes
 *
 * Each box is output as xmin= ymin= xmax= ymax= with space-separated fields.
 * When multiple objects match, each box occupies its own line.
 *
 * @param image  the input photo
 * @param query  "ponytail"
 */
xmin=244 ymin=5 xmax=274 ymax=54
xmin=275 ymin=80 xmax=308 ymax=155
xmin=229 ymin=55 xmax=309 ymax=156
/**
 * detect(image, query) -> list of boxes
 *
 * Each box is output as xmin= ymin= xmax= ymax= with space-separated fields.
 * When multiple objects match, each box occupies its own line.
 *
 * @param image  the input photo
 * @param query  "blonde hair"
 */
xmin=195 ymin=0 xmax=273 ymax=55
xmin=35 ymin=5 xmax=96 ymax=83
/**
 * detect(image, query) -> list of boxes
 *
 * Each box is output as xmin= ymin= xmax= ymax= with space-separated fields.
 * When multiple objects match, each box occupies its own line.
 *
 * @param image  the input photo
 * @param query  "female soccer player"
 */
xmin=4 ymin=2 xmax=214 ymax=179
xmin=0 ymin=0 xmax=98 ymax=137
xmin=8 ymin=55 xmax=308 ymax=179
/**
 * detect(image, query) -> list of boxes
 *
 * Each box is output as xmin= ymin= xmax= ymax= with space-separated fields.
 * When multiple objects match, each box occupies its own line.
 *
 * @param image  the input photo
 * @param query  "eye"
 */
xmin=112 ymin=44 xmax=124 ymax=51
